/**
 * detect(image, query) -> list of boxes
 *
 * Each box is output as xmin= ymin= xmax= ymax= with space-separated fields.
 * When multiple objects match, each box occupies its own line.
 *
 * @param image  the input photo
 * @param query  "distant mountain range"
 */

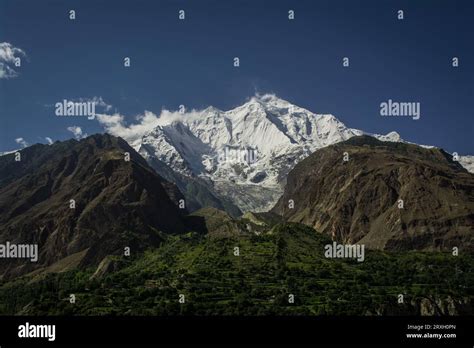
xmin=1 ymin=95 xmax=472 ymax=216
xmin=1 ymin=133 xmax=472 ymax=280
xmin=127 ymin=95 xmax=473 ymax=214
xmin=0 ymin=95 xmax=472 ymax=281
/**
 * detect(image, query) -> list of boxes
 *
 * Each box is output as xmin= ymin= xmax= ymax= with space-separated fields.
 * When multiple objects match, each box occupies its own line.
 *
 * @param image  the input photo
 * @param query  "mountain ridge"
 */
xmin=0 ymin=134 xmax=187 ymax=280
xmin=272 ymin=135 xmax=474 ymax=251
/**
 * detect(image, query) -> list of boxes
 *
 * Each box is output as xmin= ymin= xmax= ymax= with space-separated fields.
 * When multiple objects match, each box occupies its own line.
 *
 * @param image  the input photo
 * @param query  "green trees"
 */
xmin=0 ymin=227 xmax=472 ymax=316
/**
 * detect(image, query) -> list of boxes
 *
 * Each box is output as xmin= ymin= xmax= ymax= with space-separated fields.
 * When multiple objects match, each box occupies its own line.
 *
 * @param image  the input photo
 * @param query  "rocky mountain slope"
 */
xmin=0 ymin=134 xmax=186 ymax=280
xmin=272 ymin=136 xmax=474 ymax=251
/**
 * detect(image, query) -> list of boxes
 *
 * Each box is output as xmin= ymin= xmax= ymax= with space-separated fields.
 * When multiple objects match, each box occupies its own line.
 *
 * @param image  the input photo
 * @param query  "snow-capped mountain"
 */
xmin=459 ymin=156 xmax=474 ymax=173
xmin=137 ymin=94 xmax=408 ymax=213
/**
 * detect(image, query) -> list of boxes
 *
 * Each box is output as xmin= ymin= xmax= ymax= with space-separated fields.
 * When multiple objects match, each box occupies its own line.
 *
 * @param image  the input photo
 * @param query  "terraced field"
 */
xmin=0 ymin=223 xmax=472 ymax=316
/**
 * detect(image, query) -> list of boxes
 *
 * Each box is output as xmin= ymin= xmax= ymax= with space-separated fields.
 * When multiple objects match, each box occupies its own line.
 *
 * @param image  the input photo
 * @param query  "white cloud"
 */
xmin=45 ymin=137 xmax=53 ymax=145
xmin=15 ymin=137 xmax=28 ymax=148
xmin=67 ymin=126 xmax=87 ymax=140
xmin=0 ymin=62 xmax=17 ymax=79
xmin=96 ymin=108 xmax=203 ymax=149
xmin=0 ymin=42 xmax=27 ymax=79
xmin=96 ymin=111 xmax=159 ymax=149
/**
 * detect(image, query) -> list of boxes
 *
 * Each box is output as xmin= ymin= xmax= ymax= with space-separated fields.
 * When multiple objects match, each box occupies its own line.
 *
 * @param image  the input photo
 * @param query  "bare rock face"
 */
xmin=272 ymin=136 xmax=474 ymax=251
xmin=0 ymin=134 xmax=186 ymax=279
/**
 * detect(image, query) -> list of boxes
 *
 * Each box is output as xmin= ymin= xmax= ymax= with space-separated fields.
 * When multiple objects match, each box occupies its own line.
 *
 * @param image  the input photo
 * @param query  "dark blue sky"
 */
xmin=1 ymin=0 xmax=473 ymax=154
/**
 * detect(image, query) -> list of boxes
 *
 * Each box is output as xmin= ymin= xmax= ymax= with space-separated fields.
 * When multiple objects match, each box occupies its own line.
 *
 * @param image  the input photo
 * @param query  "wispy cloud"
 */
xmin=95 ymin=94 xmax=280 ymax=147
xmin=45 ymin=137 xmax=53 ymax=145
xmin=93 ymin=97 xmax=112 ymax=111
xmin=78 ymin=96 xmax=113 ymax=112
xmin=15 ymin=137 xmax=28 ymax=148
xmin=67 ymin=126 xmax=87 ymax=140
xmin=96 ymin=108 xmax=203 ymax=149
xmin=0 ymin=42 xmax=27 ymax=79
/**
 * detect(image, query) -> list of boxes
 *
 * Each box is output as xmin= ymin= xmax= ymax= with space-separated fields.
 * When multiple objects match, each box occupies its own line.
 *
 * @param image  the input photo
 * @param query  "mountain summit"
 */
xmin=137 ymin=94 xmax=403 ymax=213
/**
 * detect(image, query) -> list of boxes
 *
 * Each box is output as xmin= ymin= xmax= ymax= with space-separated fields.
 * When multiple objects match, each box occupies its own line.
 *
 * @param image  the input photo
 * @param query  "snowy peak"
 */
xmin=458 ymin=156 xmax=474 ymax=173
xmin=220 ymin=94 xmax=359 ymax=153
xmin=243 ymin=94 xmax=297 ymax=114
xmin=136 ymin=95 xmax=468 ymax=213
xmin=375 ymin=131 xmax=402 ymax=142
